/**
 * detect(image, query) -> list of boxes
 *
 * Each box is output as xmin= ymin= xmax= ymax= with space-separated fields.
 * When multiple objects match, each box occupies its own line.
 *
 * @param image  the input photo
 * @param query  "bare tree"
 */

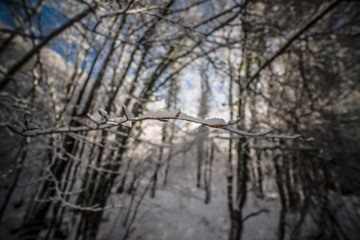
xmin=0 ymin=1 xmax=359 ymax=240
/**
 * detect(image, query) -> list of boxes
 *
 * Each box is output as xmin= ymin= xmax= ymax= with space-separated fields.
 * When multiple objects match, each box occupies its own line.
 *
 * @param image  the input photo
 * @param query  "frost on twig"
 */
xmin=45 ymin=164 xmax=123 ymax=212
xmin=24 ymin=119 xmax=39 ymax=130
xmin=121 ymin=105 xmax=135 ymax=120
xmin=7 ymin=105 xmax=305 ymax=139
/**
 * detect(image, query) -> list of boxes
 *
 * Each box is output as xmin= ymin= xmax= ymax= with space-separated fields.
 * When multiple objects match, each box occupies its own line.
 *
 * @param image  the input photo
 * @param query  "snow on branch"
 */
xmin=8 ymin=105 xmax=304 ymax=140
xmin=45 ymin=164 xmax=123 ymax=212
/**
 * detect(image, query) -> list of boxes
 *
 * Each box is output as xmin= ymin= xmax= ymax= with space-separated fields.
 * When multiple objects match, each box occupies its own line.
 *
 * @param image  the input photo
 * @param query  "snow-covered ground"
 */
xmin=96 ymin=140 xmax=283 ymax=240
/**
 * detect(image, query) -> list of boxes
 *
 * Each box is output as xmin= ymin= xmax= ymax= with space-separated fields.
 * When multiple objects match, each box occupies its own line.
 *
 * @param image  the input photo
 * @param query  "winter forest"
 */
xmin=0 ymin=0 xmax=359 ymax=239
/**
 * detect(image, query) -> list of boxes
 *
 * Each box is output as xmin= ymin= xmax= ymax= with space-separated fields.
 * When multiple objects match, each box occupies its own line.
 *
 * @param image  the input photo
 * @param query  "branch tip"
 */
xmin=175 ymin=109 xmax=181 ymax=118
xmin=98 ymin=108 xmax=108 ymax=119
xmin=7 ymin=125 xmax=23 ymax=134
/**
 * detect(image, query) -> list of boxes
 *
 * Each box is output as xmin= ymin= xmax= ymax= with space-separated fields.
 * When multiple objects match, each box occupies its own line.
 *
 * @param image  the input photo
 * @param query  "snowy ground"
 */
xmin=97 ymin=143 xmax=282 ymax=240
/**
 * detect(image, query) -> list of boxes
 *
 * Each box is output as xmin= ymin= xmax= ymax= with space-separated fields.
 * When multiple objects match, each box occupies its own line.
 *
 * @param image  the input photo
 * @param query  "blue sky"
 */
xmin=0 ymin=1 xmax=71 ymax=59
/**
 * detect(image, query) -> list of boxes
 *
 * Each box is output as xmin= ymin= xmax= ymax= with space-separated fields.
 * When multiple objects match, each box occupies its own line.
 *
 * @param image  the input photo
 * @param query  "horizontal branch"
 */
xmin=8 ymin=105 xmax=305 ymax=140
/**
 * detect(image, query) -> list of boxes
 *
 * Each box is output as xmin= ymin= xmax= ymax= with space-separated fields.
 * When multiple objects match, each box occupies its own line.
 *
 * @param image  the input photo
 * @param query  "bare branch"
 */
xmin=245 ymin=0 xmax=342 ymax=89
xmin=242 ymin=209 xmax=270 ymax=222
xmin=6 ymin=105 xmax=306 ymax=140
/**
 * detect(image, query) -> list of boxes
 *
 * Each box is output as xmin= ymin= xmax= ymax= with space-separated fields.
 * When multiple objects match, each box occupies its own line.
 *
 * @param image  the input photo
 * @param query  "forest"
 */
xmin=0 ymin=0 xmax=359 ymax=239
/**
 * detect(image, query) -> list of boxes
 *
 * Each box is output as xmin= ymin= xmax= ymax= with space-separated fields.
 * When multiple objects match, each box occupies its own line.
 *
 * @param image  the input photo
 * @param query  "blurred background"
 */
xmin=0 ymin=0 xmax=359 ymax=239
